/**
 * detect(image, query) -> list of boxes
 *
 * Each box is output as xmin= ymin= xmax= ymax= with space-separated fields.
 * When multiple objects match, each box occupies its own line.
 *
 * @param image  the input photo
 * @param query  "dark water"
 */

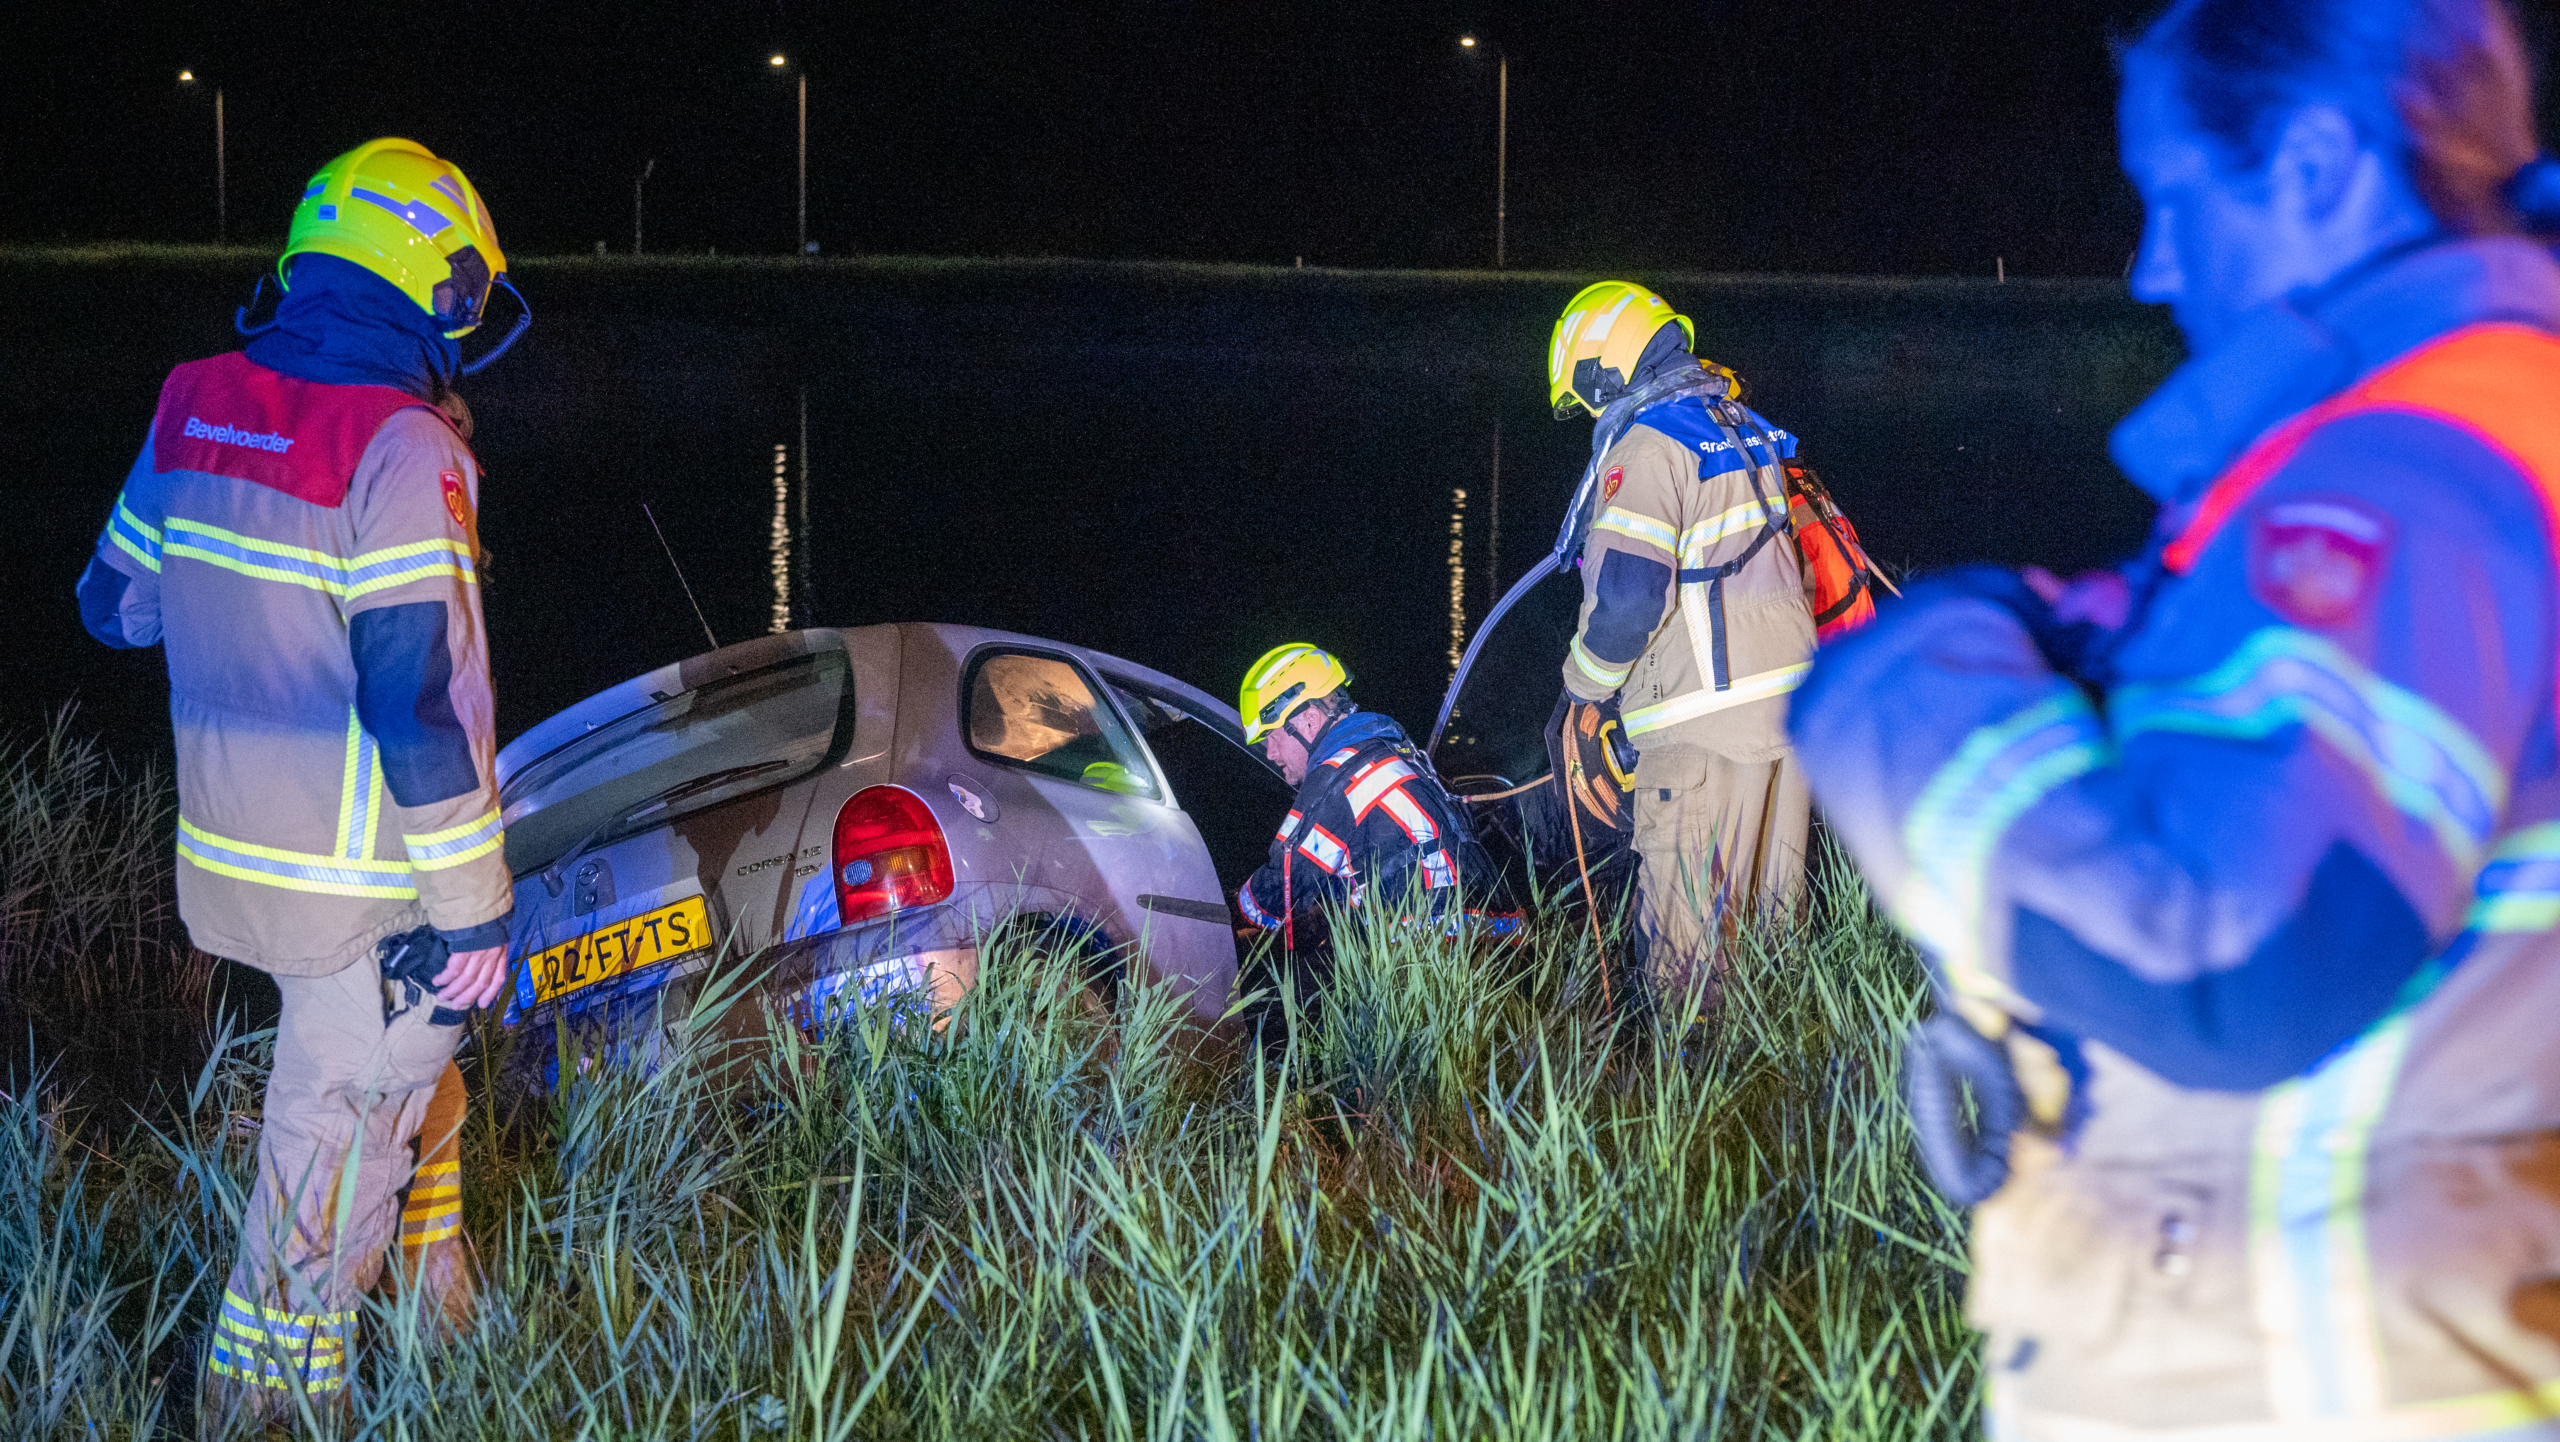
xmin=3 ymin=250 xmax=2179 ymax=871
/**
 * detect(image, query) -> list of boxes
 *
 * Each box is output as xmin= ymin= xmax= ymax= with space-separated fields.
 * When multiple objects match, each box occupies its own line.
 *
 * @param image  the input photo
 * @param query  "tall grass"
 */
xmin=0 ymin=719 xmax=217 ymax=1105
xmin=0 ymin=726 xmax=1974 ymax=1438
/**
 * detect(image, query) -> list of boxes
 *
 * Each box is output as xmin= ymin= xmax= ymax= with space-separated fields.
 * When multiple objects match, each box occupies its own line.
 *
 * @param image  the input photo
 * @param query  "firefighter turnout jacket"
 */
xmin=1238 ymin=709 xmax=1503 ymax=933
xmin=1791 ymin=236 xmax=2560 ymax=1435
xmin=80 ymin=352 xmax=512 ymax=974
xmin=1562 ymin=394 xmax=1815 ymax=759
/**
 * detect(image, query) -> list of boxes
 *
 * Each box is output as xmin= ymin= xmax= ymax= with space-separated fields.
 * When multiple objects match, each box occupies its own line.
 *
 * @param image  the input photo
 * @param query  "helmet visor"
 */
xmin=1255 ymin=682 xmax=1309 ymax=733
xmin=432 ymin=245 xmax=496 ymax=332
xmin=1243 ymin=682 xmax=1309 ymax=742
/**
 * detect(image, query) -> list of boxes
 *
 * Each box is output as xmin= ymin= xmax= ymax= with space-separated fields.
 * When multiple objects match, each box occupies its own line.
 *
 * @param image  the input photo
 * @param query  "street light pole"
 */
xmin=772 ymin=54 xmax=809 ymax=255
xmin=1460 ymin=37 xmax=1508 ymax=269
xmin=215 ymin=87 xmax=227 ymax=244
xmin=181 ymin=72 xmax=225 ymax=242
xmin=797 ymin=71 xmax=808 ymax=256
xmin=634 ymin=158 xmax=654 ymax=255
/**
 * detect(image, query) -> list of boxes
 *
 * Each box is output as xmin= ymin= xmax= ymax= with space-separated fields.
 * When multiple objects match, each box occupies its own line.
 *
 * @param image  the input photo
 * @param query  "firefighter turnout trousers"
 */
xmin=208 ymin=958 xmax=465 ymax=1411
xmin=1631 ymin=743 xmax=1812 ymax=994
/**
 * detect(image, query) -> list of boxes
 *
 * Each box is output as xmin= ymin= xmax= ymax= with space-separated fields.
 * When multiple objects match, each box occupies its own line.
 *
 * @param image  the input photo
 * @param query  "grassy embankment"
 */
xmin=0 ymin=721 xmax=1974 ymax=1439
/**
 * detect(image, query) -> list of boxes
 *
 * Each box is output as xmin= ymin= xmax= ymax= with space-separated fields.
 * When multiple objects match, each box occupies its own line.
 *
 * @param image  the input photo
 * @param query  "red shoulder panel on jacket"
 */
xmin=149 ymin=352 xmax=438 ymax=507
xmin=2164 ymin=325 xmax=2560 ymax=574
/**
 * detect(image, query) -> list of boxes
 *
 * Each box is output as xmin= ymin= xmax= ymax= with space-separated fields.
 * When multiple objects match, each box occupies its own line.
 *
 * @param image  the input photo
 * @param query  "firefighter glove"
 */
xmin=1547 ymin=691 xmax=1638 ymax=836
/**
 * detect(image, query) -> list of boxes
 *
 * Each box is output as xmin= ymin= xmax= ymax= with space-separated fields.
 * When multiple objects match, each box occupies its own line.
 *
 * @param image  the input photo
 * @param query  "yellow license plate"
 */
xmin=525 ymin=895 xmax=713 ymax=1004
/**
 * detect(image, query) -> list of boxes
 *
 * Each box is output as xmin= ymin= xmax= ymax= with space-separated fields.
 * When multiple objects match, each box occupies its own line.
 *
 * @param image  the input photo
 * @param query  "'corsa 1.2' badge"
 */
xmin=439 ymin=470 xmax=474 ymax=532
xmin=2248 ymin=496 xmax=2390 ymax=627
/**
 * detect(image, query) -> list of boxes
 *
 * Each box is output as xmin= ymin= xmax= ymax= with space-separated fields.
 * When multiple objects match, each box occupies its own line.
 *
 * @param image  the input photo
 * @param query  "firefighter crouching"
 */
xmin=76 ymin=138 xmax=524 ymax=1422
xmin=1547 ymin=283 xmax=1875 ymax=1000
xmin=1789 ymin=1 xmax=2560 ymax=1433
xmin=1234 ymin=644 xmax=1516 ymax=967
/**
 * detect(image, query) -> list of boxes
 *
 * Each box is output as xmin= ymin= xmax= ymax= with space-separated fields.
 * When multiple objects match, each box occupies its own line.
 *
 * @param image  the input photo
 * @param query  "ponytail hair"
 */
xmin=2511 ymin=154 xmax=2560 ymax=237
xmin=2130 ymin=0 xmax=2558 ymax=241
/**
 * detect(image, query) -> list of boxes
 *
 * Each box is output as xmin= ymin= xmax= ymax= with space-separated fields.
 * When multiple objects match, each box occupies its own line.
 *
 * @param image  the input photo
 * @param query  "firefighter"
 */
xmin=1789 ymin=0 xmax=2560 ymax=1432
xmin=75 ymin=138 xmax=522 ymax=1422
xmin=1548 ymin=283 xmax=1867 ymax=997
xmin=1235 ymin=644 xmax=1512 ymax=956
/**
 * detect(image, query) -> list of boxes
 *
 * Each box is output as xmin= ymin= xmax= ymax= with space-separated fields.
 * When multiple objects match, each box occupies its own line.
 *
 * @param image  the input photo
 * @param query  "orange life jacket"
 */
xmin=1783 ymin=460 xmax=1878 ymax=639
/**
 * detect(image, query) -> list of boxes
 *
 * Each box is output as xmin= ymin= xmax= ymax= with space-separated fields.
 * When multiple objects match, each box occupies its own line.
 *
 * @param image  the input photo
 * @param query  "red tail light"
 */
xmin=832 ymin=785 xmax=955 ymax=926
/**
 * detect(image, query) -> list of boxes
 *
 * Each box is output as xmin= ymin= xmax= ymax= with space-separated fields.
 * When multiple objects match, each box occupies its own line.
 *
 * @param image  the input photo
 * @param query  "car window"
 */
xmin=500 ymin=649 xmax=852 ymax=876
xmin=966 ymin=651 xmax=1160 ymax=800
xmin=1104 ymin=682 xmax=1188 ymax=737
xmin=1096 ymin=668 xmax=1284 ymax=785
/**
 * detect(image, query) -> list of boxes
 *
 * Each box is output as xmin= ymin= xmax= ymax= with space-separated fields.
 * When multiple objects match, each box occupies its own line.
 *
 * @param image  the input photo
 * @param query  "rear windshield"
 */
xmin=500 ymin=649 xmax=852 ymax=876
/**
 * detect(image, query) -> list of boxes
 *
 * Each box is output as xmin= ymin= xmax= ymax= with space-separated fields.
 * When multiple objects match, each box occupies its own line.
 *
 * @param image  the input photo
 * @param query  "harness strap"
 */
xmin=1678 ymin=521 xmax=1785 ymax=690
xmin=1673 ymin=404 xmax=1792 ymax=691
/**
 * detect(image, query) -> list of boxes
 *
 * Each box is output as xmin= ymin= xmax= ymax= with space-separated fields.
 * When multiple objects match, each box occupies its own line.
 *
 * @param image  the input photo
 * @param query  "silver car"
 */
xmin=492 ymin=624 xmax=1272 ymax=1055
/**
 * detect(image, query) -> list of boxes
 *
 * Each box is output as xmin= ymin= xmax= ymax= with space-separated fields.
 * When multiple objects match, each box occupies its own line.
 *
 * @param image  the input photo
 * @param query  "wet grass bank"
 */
xmin=0 ymin=720 xmax=1972 ymax=1438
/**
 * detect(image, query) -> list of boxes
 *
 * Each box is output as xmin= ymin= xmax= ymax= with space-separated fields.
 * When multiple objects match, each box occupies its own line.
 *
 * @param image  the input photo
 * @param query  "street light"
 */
xmin=179 ymin=69 xmax=226 ymax=243
xmin=769 ymin=53 xmax=808 ymax=255
xmin=1458 ymin=37 xmax=1506 ymax=269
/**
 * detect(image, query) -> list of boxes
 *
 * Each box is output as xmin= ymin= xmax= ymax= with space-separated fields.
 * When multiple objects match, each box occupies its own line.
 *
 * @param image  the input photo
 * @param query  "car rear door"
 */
xmin=951 ymin=643 xmax=1237 ymax=1021
xmin=1086 ymin=656 xmax=1293 ymax=894
xmin=1090 ymin=673 xmax=1245 ymax=990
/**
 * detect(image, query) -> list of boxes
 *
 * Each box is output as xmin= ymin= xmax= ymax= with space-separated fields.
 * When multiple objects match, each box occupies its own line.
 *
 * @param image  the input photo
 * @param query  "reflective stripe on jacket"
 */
xmin=1561 ymin=395 xmax=1816 ymax=760
xmin=87 ymin=353 xmax=512 ymax=975
xmin=1790 ymin=237 xmax=2560 ymax=1437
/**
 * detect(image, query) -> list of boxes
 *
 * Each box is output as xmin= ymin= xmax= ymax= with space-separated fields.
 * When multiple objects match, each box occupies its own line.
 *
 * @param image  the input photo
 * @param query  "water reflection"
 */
xmin=767 ymin=441 xmax=792 ymax=634
xmin=17 ymin=262 xmax=2180 ymax=789
xmin=1447 ymin=483 xmax=1468 ymax=681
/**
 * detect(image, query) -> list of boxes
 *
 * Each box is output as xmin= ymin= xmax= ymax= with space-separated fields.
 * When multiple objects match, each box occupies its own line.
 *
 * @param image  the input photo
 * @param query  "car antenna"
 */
xmin=643 ymin=503 xmax=720 ymax=652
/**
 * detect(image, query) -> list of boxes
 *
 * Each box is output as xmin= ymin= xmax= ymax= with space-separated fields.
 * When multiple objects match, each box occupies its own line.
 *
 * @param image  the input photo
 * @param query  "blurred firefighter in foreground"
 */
xmin=1790 ymin=0 xmax=2560 ymax=1433
xmin=1547 ymin=283 xmax=1876 ymax=998
xmin=76 ymin=138 xmax=525 ymax=1423
xmin=1235 ymin=644 xmax=1515 ymax=972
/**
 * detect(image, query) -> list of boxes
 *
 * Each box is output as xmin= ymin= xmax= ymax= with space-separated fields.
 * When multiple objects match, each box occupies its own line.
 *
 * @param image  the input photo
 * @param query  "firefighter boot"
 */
xmin=393 ymin=1060 xmax=480 ymax=1335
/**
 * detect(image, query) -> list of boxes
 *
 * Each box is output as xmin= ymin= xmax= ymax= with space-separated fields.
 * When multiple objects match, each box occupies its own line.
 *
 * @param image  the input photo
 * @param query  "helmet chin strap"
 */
xmin=233 ymin=274 xmax=281 ymax=337
xmin=459 ymin=278 xmax=530 ymax=375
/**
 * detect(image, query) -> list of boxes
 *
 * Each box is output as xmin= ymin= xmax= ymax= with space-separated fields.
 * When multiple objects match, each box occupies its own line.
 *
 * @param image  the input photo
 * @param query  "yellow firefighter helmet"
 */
xmin=1239 ymin=643 xmax=1351 ymax=745
xmin=1547 ymin=281 xmax=1696 ymax=418
xmin=281 ymin=138 xmax=507 ymax=337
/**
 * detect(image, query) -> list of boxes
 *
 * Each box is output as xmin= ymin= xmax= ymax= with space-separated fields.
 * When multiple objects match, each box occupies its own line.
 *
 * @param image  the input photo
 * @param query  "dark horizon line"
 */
xmin=0 ymin=240 xmax=2147 ymax=286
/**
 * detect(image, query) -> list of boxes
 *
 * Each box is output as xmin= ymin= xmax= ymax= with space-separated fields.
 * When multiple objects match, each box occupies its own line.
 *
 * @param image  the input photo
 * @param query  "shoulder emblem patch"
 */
xmin=2248 ymin=496 xmax=2389 ymax=627
xmin=1601 ymin=465 xmax=1624 ymax=501
xmin=439 ymin=470 xmax=474 ymax=532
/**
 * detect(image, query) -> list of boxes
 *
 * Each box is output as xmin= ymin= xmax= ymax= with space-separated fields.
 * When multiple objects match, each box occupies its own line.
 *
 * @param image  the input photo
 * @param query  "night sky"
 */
xmin=4 ymin=0 xmax=2276 ymax=274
